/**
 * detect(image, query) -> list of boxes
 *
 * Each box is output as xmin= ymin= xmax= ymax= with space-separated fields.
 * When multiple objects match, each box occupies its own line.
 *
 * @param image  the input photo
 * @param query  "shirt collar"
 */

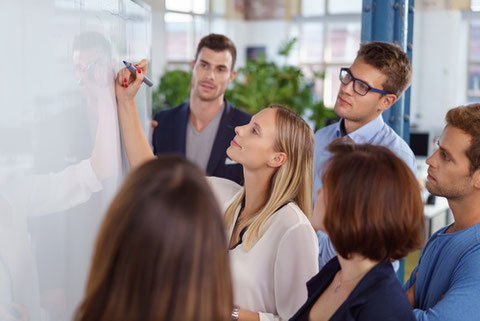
xmin=335 ymin=114 xmax=385 ymax=143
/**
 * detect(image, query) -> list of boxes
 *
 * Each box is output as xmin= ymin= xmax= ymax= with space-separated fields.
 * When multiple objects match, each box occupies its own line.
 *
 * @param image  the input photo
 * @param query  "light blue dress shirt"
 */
xmin=313 ymin=114 xmax=417 ymax=269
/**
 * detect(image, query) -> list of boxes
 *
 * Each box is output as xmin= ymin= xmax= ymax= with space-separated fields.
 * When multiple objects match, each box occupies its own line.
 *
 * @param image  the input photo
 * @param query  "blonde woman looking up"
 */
xmin=115 ymin=60 xmax=319 ymax=321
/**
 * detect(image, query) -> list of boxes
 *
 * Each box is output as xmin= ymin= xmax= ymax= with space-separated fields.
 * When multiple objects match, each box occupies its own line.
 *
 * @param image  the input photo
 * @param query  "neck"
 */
xmin=189 ymin=93 xmax=224 ymax=132
xmin=242 ymin=167 xmax=276 ymax=219
xmin=337 ymin=254 xmax=378 ymax=282
xmin=447 ymin=194 xmax=480 ymax=233
xmin=343 ymin=113 xmax=380 ymax=135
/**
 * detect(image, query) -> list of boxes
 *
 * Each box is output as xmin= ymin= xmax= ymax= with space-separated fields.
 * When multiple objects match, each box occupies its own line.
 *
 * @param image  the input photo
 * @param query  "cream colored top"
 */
xmin=208 ymin=177 xmax=319 ymax=321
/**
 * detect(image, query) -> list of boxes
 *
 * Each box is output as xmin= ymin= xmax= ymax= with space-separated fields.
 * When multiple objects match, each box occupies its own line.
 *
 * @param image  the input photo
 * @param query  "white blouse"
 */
xmin=208 ymin=177 xmax=319 ymax=321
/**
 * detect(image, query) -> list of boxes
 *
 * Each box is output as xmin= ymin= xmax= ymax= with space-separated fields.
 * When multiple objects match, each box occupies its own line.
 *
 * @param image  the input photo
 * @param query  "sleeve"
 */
xmin=206 ymin=176 xmax=242 ymax=211
xmin=403 ymin=265 xmax=419 ymax=291
xmin=258 ymin=223 xmax=319 ymax=321
xmin=3 ymin=159 xmax=102 ymax=217
xmin=411 ymin=246 xmax=480 ymax=321
xmin=356 ymin=283 xmax=416 ymax=321
xmin=317 ymin=230 xmax=337 ymax=270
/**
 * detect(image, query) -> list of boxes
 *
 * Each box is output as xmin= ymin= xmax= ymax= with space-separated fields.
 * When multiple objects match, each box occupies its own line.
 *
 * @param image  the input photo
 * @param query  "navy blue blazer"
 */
xmin=152 ymin=100 xmax=251 ymax=185
xmin=290 ymin=257 xmax=415 ymax=321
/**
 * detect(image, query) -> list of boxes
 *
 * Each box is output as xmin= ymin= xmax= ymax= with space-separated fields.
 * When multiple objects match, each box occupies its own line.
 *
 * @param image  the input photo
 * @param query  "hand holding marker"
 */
xmin=123 ymin=60 xmax=153 ymax=87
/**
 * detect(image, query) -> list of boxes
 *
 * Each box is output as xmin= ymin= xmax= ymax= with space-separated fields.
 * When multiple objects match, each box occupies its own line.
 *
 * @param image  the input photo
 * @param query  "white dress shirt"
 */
xmin=208 ymin=177 xmax=319 ymax=321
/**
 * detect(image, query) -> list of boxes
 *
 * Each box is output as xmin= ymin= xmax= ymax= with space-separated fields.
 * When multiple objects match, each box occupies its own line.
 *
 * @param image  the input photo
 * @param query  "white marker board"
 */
xmin=0 ymin=1 xmax=152 ymax=320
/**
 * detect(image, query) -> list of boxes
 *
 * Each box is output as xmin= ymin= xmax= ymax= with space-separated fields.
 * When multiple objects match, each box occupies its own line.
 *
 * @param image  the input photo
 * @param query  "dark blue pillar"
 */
xmin=361 ymin=0 xmax=415 ymax=284
xmin=361 ymin=0 xmax=411 ymax=140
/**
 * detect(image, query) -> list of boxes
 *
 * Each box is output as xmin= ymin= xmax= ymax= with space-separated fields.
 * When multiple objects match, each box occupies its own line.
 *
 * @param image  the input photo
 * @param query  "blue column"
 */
xmin=361 ymin=0 xmax=410 ymax=139
xmin=361 ymin=0 xmax=414 ymax=284
xmin=403 ymin=0 xmax=415 ymax=144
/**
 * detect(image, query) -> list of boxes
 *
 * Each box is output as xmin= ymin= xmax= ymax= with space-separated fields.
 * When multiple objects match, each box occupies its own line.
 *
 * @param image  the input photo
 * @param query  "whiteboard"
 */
xmin=0 ymin=1 xmax=152 ymax=320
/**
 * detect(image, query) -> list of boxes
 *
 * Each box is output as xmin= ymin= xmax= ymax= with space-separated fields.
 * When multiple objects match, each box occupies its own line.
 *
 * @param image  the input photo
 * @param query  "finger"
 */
xmin=135 ymin=59 xmax=148 ymax=73
xmin=133 ymin=67 xmax=144 ymax=87
xmin=151 ymin=120 xmax=158 ymax=129
xmin=120 ymin=68 xmax=129 ymax=87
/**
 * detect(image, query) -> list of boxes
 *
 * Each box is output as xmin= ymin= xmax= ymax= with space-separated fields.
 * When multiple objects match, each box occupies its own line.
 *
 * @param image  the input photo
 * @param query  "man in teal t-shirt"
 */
xmin=404 ymin=104 xmax=480 ymax=321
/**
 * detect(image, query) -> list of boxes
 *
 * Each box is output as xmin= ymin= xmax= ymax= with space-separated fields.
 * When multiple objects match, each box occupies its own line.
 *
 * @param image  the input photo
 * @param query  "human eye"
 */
xmin=440 ymin=150 xmax=450 ymax=161
xmin=357 ymin=81 xmax=369 ymax=93
xmin=251 ymin=127 xmax=258 ymax=135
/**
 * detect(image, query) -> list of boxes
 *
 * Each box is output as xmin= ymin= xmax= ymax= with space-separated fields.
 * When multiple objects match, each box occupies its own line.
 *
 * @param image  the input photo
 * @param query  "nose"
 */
xmin=204 ymin=68 xmax=214 ymax=80
xmin=235 ymin=125 xmax=245 ymax=136
xmin=426 ymin=150 xmax=437 ymax=167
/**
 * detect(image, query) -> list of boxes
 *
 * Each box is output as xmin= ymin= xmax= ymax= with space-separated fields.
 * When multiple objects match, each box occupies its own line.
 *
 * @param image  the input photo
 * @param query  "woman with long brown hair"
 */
xmin=74 ymin=155 xmax=232 ymax=321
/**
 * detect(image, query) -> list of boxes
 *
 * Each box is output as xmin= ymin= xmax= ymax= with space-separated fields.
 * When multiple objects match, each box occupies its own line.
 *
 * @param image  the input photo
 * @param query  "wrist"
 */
xmin=231 ymin=305 xmax=240 ymax=320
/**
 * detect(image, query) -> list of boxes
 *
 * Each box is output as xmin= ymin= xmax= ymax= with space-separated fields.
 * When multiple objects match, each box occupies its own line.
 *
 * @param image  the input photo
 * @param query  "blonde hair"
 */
xmin=224 ymin=105 xmax=314 ymax=251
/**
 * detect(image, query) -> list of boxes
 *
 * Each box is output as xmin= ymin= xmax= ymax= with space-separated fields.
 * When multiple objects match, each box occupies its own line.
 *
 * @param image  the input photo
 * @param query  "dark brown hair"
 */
xmin=195 ymin=33 xmax=237 ymax=70
xmin=74 ymin=155 xmax=232 ymax=321
xmin=357 ymin=41 xmax=412 ymax=97
xmin=322 ymin=139 xmax=424 ymax=261
xmin=446 ymin=104 xmax=480 ymax=173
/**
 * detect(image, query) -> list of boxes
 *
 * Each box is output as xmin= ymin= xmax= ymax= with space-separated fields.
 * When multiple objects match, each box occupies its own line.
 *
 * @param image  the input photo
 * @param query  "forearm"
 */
xmin=117 ymin=98 xmax=155 ymax=169
xmin=239 ymin=309 xmax=259 ymax=321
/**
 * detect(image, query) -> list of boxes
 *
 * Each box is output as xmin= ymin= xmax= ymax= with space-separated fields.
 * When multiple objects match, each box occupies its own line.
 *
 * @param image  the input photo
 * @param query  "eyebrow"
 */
xmin=437 ymin=142 xmax=456 ymax=163
xmin=199 ymin=59 xmax=228 ymax=70
xmin=253 ymin=122 xmax=262 ymax=135
xmin=347 ymin=68 xmax=373 ymax=87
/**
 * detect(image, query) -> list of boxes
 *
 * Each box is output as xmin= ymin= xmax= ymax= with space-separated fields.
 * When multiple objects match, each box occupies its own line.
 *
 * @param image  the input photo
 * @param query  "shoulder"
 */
xmin=224 ymin=100 xmax=252 ymax=123
xmin=266 ymin=202 xmax=318 ymax=247
xmin=353 ymin=263 xmax=415 ymax=320
xmin=153 ymin=103 xmax=188 ymax=122
xmin=380 ymin=125 xmax=416 ymax=164
xmin=273 ymin=202 xmax=313 ymax=229
xmin=314 ymin=121 xmax=338 ymax=138
xmin=206 ymin=176 xmax=242 ymax=209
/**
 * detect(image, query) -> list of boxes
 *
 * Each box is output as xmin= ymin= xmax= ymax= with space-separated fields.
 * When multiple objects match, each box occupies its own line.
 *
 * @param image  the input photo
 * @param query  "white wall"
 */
xmin=411 ymin=9 xmax=469 ymax=138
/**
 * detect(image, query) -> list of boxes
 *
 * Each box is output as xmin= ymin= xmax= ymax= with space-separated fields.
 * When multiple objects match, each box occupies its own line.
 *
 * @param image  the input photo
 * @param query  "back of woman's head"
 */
xmin=322 ymin=139 xmax=424 ymax=261
xmin=75 ymin=155 xmax=232 ymax=321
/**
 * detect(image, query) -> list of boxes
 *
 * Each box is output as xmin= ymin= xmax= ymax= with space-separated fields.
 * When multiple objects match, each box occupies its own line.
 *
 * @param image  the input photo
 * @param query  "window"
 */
xmin=297 ymin=0 xmax=361 ymax=108
xmin=164 ymin=0 xmax=226 ymax=65
xmin=468 ymin=22 xmax=480 ymax=102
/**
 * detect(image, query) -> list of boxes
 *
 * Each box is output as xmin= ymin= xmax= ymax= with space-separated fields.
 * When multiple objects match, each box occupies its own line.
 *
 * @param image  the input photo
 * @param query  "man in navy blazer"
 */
xmin=152 ymin=34 xmax=251 ymax=185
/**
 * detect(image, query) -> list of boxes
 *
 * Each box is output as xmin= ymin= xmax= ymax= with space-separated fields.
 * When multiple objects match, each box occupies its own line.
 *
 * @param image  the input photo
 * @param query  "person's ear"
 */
xmin=378 ymin=94 xmax=397 ymax=112
xmin=267 ymin=152 xmax=287 ymax=168
xmin=191 ymin=59 xmax=196 ymax=70
xmin=472 ymin=169 xmax=480 ymax=190
xmin=229 ymin=69 xmax=237 ymax=82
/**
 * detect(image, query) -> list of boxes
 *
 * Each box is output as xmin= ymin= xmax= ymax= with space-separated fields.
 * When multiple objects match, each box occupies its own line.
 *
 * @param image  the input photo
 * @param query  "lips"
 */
xmin=200 ymin=82 xmax=214 ymax=91
xmin=427 ymin=169 xmax=436 ymax=182
xmin=337 ymin=95 xmax=352 ymax=106
xmin=231 ymin=139 xmax=241 ymax=148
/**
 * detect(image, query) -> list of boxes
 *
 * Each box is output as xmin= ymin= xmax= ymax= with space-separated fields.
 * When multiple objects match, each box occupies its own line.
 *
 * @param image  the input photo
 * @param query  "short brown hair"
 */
xmin=446 ymin=104 xmax=480 ymax=173
xmin=357 ymin=41 xmax=412 ymax=97
xmin=75 ymin=156 xmax=232 ymax=321
xmin=322 ymin=139 xmax=424 ymax=261
xmin=195 ymin=33 xmax=237 ymax=70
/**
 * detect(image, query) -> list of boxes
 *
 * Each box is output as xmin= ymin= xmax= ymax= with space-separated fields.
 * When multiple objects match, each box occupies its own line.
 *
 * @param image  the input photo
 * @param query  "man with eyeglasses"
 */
xmin=311 ymin=41 xmax=417 ymax=269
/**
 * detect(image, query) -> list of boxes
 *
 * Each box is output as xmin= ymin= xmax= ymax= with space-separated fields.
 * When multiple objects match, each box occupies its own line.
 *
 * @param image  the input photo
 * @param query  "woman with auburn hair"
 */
xmin=290 ymin=139 xmax=424 ymax=321
xmin=74 ymin=155 xmax=232 ymax=321
xmin=115 ymin=61 xmax=319 ymax=321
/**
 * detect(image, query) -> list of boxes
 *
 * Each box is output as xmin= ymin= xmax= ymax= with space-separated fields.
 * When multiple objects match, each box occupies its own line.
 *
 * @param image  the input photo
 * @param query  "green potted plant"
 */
xmin=152 ymin=70 xmax=191 ymax=116
xmin=225 ymin=38 xmax=335 ymax=129
xmin=152 ymin=38 xmax=335 ymax=129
